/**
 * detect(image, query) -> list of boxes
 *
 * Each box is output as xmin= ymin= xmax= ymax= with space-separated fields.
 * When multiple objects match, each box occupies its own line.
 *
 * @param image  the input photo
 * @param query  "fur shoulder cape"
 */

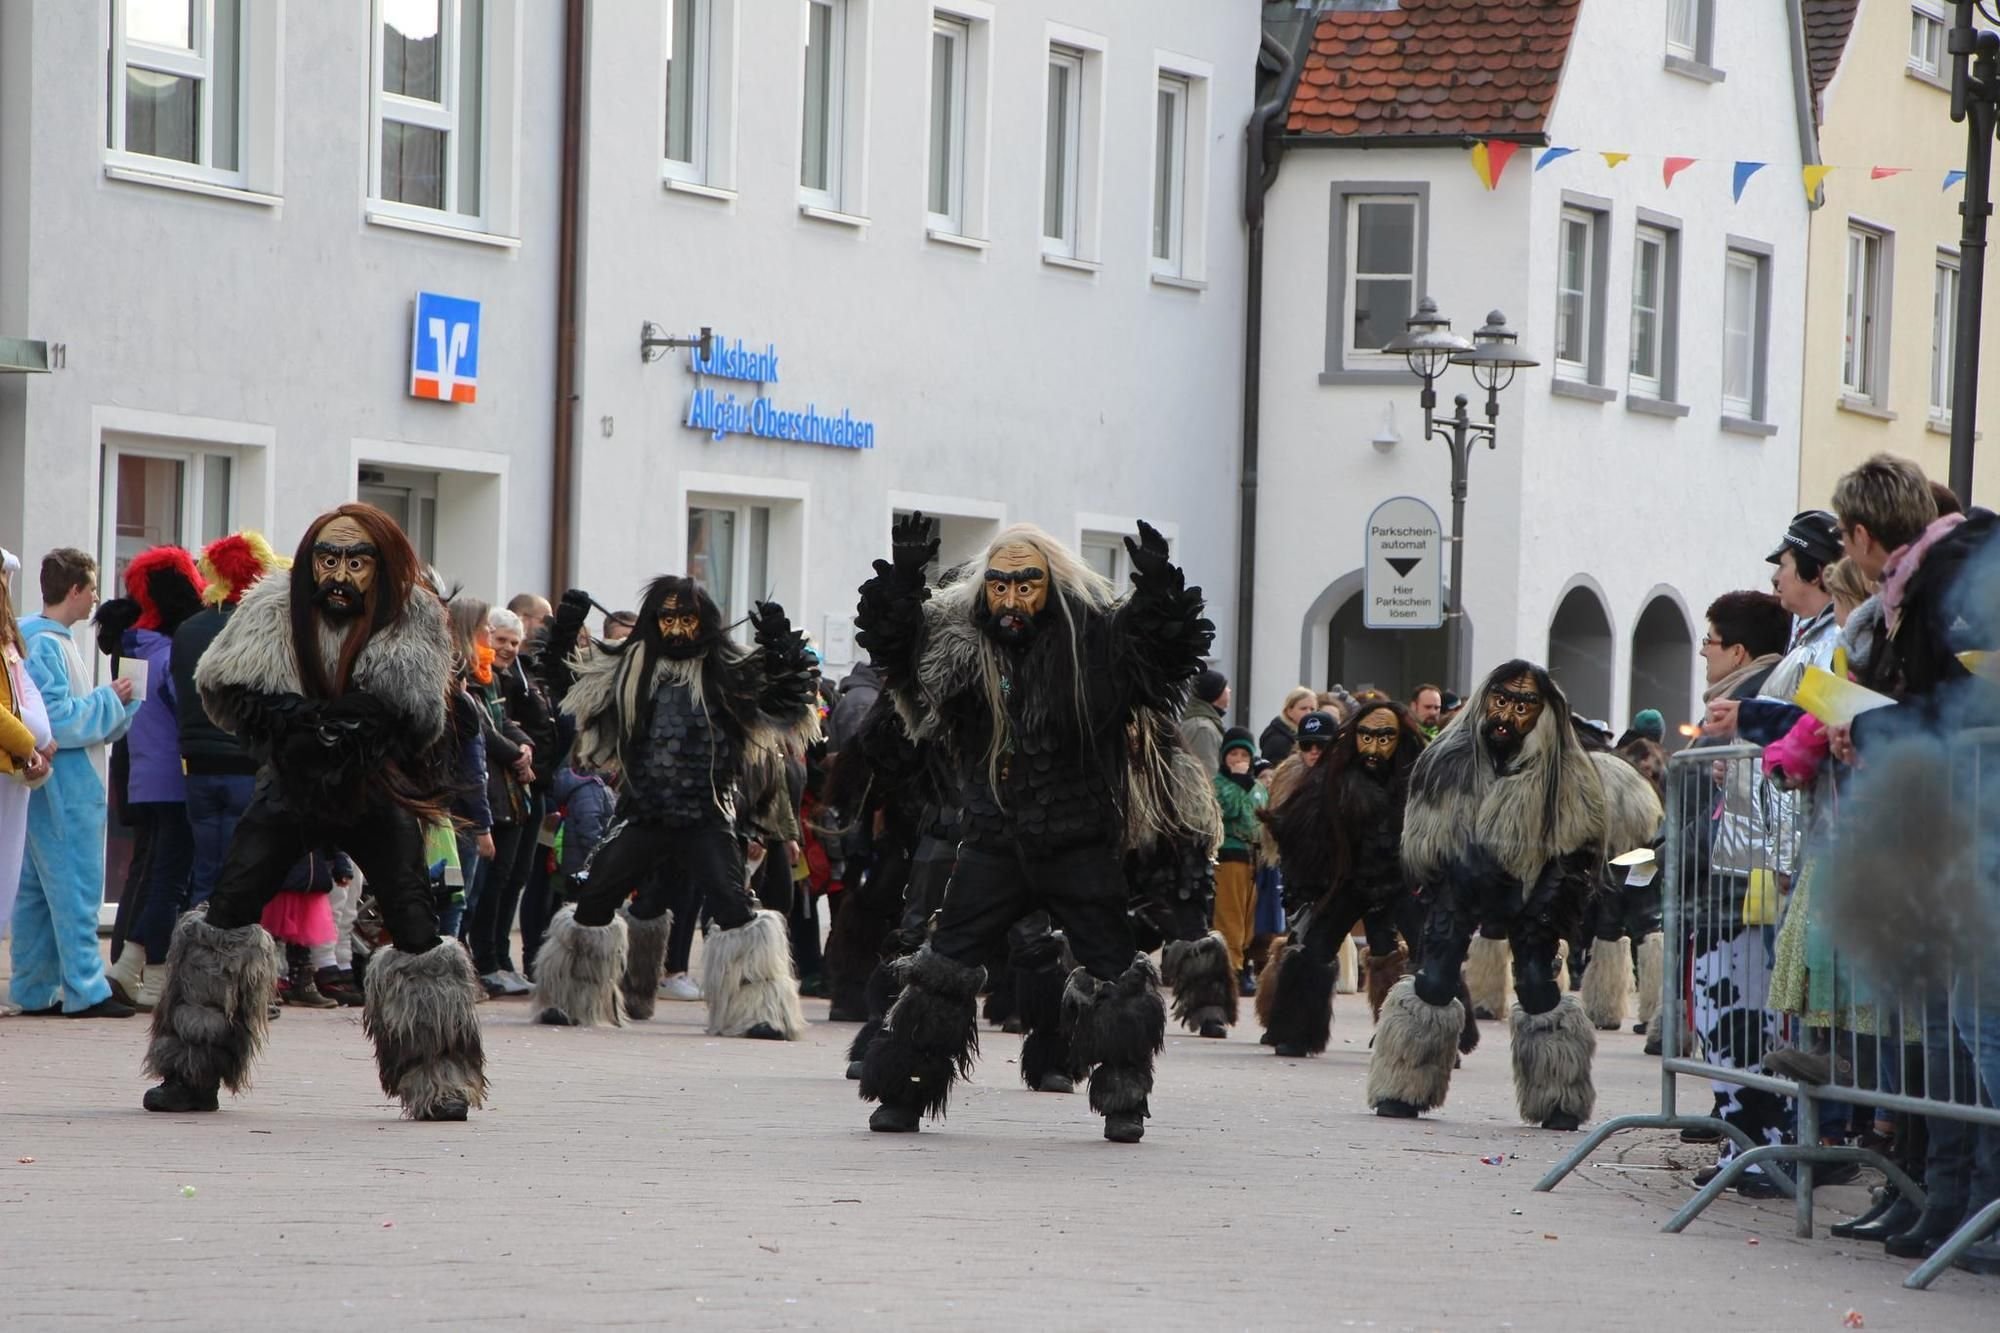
xmin=1592 ymin=749 xmax=1664 ymax=859
xmin=1401 ymin=712 xmax=1607 ymax=886
xmin=560 ymin=639 xmax=819 ymax=780
xmin=194 ymin=572 xmax=450 ymax=745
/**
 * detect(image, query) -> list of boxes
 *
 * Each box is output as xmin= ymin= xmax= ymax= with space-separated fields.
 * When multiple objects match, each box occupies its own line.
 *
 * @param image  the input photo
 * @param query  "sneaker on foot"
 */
xmin=658 ymin=974 xmax=702 ymax=1001
xmin=499 ymin=970 xmax=533 ymax=995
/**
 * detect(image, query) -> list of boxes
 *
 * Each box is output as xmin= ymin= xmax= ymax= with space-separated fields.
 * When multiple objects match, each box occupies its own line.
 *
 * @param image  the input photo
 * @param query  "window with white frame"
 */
xmin=1843 ymin=224 xmax=1890 ymax=402
xmin=1044 ymin=46 xmax=1085 ymax=256
xmin=1152 ymin=76 xmax=1188 ymax=270
xmin=688 ymin=502 xmax=770 ymax=631
xmin=1722 ymin=247 xmax=1766 ymax=421
xmin=101 ymin=444 xmax=237 ymax=592
xmin=1080 ymin=533 xmax=1128 ymax=589
xmin=1933 ymin=250 xmax=1961 ymax=421
xmin=927 ymin=15 xmax=969 ymax=230
xmin=664 ymin=0 xmax=710 ymax=181
xmin=1628 ymin=224 xmax=1679 ymax=400
xmin=1911 ymin=3 xmax=1947 ymax=78
xmin=371 ymin=0 xmax=486 ymax=221
xmin=106 ymin=0 xmax=244 ymax=183
xmin=1346 ymin=195 xmax=1418 ymax=358
xmin=800 ymin=0 xmax=848 ymax=207
xmin=1556 ymin=208 xmax=1600 ymax=378
xmin=1666 ymin=0 xmax=1699 ymax=56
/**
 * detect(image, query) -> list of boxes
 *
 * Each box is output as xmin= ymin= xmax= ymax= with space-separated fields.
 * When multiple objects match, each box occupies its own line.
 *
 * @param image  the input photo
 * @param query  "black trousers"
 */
xmin=1294 ymin=883 xmax=1423 ymax=964
xmin=899 ymin=838 xmax=956 ymax=932
xmin=205 ymin=788 xmax=440 ymax=956
xmin=572 ymin=820 xmax=752 ymax=930
xmin=1412 ymin=868 xmax=1581 ymax=1016
xmin=930 ymin=842 xmax=1135 ymax=982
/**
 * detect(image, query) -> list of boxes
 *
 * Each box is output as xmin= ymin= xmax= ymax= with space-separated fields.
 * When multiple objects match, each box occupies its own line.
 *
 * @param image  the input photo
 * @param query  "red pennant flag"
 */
xmin=1471 ymin=140 xmax=1522 ymax=191
xmin=1662 ymin=156 xmax=1697 ymax=188
xmin=1870 ymin=166 xmax=1911 ymax=180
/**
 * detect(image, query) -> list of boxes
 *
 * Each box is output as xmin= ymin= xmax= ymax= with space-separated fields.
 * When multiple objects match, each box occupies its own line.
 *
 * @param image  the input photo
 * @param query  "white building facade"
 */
xmin=1250 ymin=0 xmax=1814 ymax=731
xmin=1 ymin=0 xmax=1256 ymax=677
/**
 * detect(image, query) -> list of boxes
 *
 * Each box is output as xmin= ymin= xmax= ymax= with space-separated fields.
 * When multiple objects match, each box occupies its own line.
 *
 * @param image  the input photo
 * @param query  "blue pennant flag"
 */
xmin=1945 ymin=169 xmax=1968 ymax=191
xmin=1731 ymin=161 xmax=1767 ymax=203
xmin=1534 ymin=147 xmax=1577 ymax=171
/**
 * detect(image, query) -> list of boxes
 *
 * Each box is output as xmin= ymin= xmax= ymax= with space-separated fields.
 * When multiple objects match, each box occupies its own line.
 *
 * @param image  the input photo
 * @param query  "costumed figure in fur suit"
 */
xmin=1259 ymin=701 xmax=1439 ymax=1058
xmin=1130 ymin=718 xmax=1234 ymax=1041
xmin=1366 ymin=661 xmax=1609 ymax=1129
xmin=853 ymin=514 xmax=1211 ymax=1142
xmin=530 ymin=576 xmax=818 ymax=1039
xmin=142 ymin=504 xmax=485 ymax=1120
xmin=1575 ymin=738 xmax=1668 ymax=1033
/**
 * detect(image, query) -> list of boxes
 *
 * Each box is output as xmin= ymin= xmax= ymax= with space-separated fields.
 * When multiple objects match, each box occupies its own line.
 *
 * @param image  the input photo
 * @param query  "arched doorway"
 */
xmin=1327 ymin=593 xmax=1449 ymax=697
xmin=1629 ymin=592 xmax=1696 ymax=732
xmin=1547 ymin=583 xmax=1614 ymax=722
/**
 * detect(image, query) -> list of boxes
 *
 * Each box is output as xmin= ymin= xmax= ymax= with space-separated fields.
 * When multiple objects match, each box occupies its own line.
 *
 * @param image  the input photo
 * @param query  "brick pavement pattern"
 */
xmin=3 ymin=971 xmax=1995 ymax=1330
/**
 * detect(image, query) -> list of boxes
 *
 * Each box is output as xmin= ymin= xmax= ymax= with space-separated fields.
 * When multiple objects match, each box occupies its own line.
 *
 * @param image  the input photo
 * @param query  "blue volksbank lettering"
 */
xmin=685 ymin=387 xmax=875 ymax=450
xmin=690 ymin=336 xmax=780 ymax=384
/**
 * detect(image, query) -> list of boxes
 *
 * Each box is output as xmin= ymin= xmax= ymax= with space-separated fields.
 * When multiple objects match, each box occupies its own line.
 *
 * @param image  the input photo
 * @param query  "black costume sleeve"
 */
xmin=541 ymin=588 xmax=593 ymax=703
xmin=749 ymin=601 xmax=819 ymax=728
xmin=1109 ymin=521 xmax=1214 ymax=714
xmin=853 ymin=511 xmax=938 ymax=693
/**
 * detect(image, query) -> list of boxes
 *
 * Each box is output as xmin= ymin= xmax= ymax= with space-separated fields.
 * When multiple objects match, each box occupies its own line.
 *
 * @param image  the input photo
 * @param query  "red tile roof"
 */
xmin=1286 ymin=0 xmax=1582 ymax=140
xmin=1802 ymin=0 xmax=1860 ymax=124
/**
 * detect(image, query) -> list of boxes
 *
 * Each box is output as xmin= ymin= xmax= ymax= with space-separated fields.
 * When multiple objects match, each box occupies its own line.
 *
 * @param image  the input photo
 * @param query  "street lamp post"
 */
xmin=1948 ymin=2 xmax=2000 ymax=502
xmin=1383 ymin=300 xmax=1539 ymax=690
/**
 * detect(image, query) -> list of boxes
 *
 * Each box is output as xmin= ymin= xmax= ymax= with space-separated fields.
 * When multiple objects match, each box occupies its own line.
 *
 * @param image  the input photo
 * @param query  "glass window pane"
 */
xmin=211 ymin=0 xmax=241 ymax=171
xmin=1152 ymin=88 xmax=1174 ymax=260
xmin=666 ymin=0 xmax=700 ymax=164
xmin=125 ymin=68 xmax=200 ymax=164
xmin=200 ymin=456 xmax=233 ymax=545
xmin=929 ymin=30 xmax=954 ymax=216
xmin=688 ymin=507 xmax=737 ymax=624
xmin=1355 ymin=201 xmax=1414 ymax=276
xmin=1044 ymin=60 xmax=1069 ymax=239
xmin=1353 ymin=278 xmax=1413 ymax=354
xmin=381 ymin=120 xmax=446 ymax=209
xmin=1081 ymin=539 xmax=1118 ymax=584
xmin=457 ymin=0 xmax=483 ymax=212
xmin=801 ymin=1 xmax=833 ymax=191
xmin=126 ymin=0 xmax=194 ymax=49
xmin=115 ymin=456 xmax=186 ymax=587
xmin=383 ymin=0 xmax=444 ymax=102
xmin=747 ymin=506 xmax=770 ymax=616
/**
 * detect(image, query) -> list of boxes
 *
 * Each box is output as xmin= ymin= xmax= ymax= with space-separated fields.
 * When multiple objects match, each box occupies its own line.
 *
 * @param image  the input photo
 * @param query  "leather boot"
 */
xmin=1884 ymin=1204 xmax=1968 ymax=1258
xmin=284 ymin=954 xmax=338 ymax=1009
xmin=106 ymin=945 xmax=146 ymax=1007
xmin=1830 ymin=1187 xmax=1898 ymax=1238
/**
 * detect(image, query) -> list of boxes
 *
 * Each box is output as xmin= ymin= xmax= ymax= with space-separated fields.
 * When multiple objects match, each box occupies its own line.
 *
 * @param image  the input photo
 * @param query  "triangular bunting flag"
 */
xmin=1601 ymin=152 xmax=1631 ymax=169
xmin=1732 ymin=161 xmax=1766 ymax=203
xmin=1945 ymin=169 xmax=1968 ymax=190
xmin=1871 ymin=166 xmax=1911 ymax=180
xmin=1470 ymin=140 xmax=1521 ymax=191
xmin=1662 ymin=156 xmax=1697 ymax=187
xmin=1535 ymin=147 xmax=1577 ymax=171
xmin=1802 ymin=164 xmax=1835 ymax=201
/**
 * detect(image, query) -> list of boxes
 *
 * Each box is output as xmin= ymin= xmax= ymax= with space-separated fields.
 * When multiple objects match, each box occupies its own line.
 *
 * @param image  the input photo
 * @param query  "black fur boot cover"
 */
xmin=858 ymin=947 xmax=985 ymax=1119
xmin=1065 ymin=955 xmax=1167 ymax=1119
xmin=1263 ymin=939 xmax=1336 ymax=1055
xmin=1164 ymin=931 xmax=1239 ymax=1033
xmin=362 ymin=938 xmax=489 ymax=1117
xmin=142 ymin=913 xmax=282 ymax=1094
xmin=1014 ymin=928 xmax=1074 ymax=1090
xmin=618 ymin=908 xmax=672 ymax=1021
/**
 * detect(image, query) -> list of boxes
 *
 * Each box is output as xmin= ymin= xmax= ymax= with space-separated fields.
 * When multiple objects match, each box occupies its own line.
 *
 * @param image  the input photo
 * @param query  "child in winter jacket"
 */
xmin=1211 ymin=727 xmax=1266 ymax=992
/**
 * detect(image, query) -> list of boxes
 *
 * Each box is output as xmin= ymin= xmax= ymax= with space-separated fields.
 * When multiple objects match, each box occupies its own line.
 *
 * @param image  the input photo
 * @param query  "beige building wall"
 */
xmin=1801 ymin=0 xmax=2000 ymax=510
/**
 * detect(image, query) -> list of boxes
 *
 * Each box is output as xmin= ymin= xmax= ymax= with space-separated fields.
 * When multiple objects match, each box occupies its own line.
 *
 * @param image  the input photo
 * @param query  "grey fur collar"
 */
xmin=1592 ymin=750 xmax=1663 ymax=859
xmin=561 ymin=640 xmax=818 ymax=781
xmin=194 ymin=572 xmax=450 ymax=744
xmin=1401 ymin=712 xmax=1606 ymax=885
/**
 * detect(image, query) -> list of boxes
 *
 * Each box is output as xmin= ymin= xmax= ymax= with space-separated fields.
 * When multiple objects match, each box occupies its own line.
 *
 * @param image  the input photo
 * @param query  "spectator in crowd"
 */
xmin=97 ymin=547 xmax=206 ymax=1012
xmin=1831 ymin=453 xmax=1940 ymax=585
xmin=1 ymin=550 xmax=55 ymax=1008
xmin=1179 ymin=668 xmax=1229 ymax=773
xmin=459 ymin=603 xmax=534 ymax=997
xmin=508 ymin=592 xmax=553 ymax=641
xmin=1259 ymin=685 xmax=1316 ymax=765
xmin=1409 ymin=683 xmax=1444 ymax=735
xmin=476 ymin=606 xmax=559 ymax=994
xmin=264 ymin=851 xmax=352 ymax=1008
xmin=440 ymin=596 xmax=496 ymax=939
xmin=1211 ymin=726 xmax=1265 ymax=996
xmin=601 ymin=610 xmax=636 ymax=642
xmin=1616 ymin=708 xmax=1666 ymax=750
xmin=12 ymin=548 xmax=139 ymax=1017
xmin=828 ymin=656 xmax=881 ymax=756
xmin=1317 ymin=689 xmax=1353 ymax=722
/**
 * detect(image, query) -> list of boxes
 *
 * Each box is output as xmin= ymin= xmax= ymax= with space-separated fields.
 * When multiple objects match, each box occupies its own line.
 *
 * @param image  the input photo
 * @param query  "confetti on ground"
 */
xmin=17 ymin=1157 xmax=34 ymax=1164
xmin=180 ymin=1186 xmax=197 ymax=1198
xmin=1480 ymin=1155 xmax=1506 ymax=1166
xmin=1843 ymin=1312 xmax=1863 ymax=1328
xmin=1542 ymin=1234 xmax=1558 ymax=1241
xmin=1747 ymin=1238 xmax=1760 ymax=1246
xmin=382 ymin=1221 xmax=395 ymax=1229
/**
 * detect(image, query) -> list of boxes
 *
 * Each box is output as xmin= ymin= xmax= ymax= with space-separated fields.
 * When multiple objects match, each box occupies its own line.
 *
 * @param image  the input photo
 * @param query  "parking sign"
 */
xmin=410 ymin=292 xmax=481 ymax=403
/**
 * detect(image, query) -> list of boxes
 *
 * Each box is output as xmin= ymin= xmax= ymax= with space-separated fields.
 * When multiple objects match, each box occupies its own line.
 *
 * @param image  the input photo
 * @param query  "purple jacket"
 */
xmin=122 ymin=627 xmax=185 ymax=803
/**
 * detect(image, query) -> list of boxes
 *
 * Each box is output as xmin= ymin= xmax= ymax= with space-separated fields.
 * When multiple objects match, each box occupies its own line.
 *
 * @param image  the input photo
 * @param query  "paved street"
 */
xmin=3 ymin=963 xmax=1994 ymax=1332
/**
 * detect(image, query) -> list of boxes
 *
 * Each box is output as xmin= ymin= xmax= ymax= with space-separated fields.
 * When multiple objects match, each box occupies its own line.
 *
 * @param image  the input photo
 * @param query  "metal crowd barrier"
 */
xmin=1536 ymin=736 xmax=2000 ymax=1290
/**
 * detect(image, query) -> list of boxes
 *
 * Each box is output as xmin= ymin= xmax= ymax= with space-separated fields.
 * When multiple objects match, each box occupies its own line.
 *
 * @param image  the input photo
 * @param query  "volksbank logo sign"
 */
xmin=685 ymin=333 xmax=875 ymax=450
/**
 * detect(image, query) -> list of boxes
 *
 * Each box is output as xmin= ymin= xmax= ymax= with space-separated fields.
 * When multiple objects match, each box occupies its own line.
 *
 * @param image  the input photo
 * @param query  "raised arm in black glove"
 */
xmin=750 ymin=600 xmax=818 ymax=725
xmin=853 ymin=510 xmax=939 ymax=690
xmin=541 ymin=587 xmax=596 ymax=701
xmin=1111 ymin=520 xmax=1214 ymax=713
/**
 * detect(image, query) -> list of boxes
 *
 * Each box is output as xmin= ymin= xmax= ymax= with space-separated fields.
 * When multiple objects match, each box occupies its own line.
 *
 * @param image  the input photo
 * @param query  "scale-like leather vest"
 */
xmin=624 ymin=681 xmax=737 ymax=827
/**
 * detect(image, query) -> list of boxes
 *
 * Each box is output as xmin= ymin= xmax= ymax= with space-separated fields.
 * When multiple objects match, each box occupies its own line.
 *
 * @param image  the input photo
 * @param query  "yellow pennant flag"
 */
xmin=1802 ymin=164 xmax=1835 ymax=202
xmin=1601 ymin=152 xmax=1630 ymax=169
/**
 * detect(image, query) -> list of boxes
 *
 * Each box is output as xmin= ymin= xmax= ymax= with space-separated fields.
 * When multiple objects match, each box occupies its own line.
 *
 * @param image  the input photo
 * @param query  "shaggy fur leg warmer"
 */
xmin=1336 ymin=932 xmax=1359 ymax=995
xmin=1366 ymin=977 xmax=1464 ymax=1115
xmin=1263 ymin=941 xmax=1335 ymax=1056
xmin=1014 ymin=933 xmax=1075 ymax=1092
xmin=1164 ymin=931 xmax=1238 ymax=1034
xmin=528 ymin=907 xmax=628 ymax=1027
xmin=1464 ymin=935 xmax=1512 ymax=1019
xmin=859 ymin=948 xmax=985 ymax=1118
xmin=982 ymin=958 xmax=1019 ymax=1030
xmin=1510 ymin=996 xmax=1597 ymax=1128
xmin=702 ymin=909 xmax=806 ymax=1039
xmin=1634 ymin=933 xmax=1664 ymax=1030
xmin=846 ymin=960 xmax=902 ymax=1066
xmin=618 ymin=908 xmax=673 ymax=1021
xmin=142 ymin=914 xmax=282 ymax=1096
xmin=1065 ymin=956 xmax=1167 ymax=1122
xmin=1254 ymin=946 xmax=1286 ymax=1031
xmin=1578 ymin=937 xmax=1633 ymax=1032
xmin=1364 ymin=944 xmax=1409 ymax=1024
xmin=362 ymin=939 xmax=489 ymax=1119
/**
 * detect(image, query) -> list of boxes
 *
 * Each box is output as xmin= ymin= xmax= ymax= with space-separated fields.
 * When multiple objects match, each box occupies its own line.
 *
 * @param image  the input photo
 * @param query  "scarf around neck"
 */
xmin=1702 ymin=652 xmax=1782 ymax=704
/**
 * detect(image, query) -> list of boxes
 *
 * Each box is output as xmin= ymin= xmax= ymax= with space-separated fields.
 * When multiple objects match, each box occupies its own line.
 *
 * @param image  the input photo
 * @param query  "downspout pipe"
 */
xmin=1233 ymin=28 xmax=1308 ymax=726
xmin=550 ymin=0 xmax=585 ymax=594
